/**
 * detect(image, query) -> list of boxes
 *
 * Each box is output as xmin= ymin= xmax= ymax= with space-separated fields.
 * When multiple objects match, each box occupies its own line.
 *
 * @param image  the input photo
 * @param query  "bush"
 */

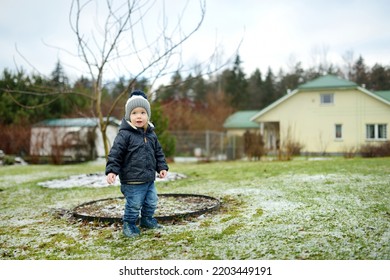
xmin=343 ymin=146 xmax=357 ymax=158
xmin=360 ymin=141 xmax=390 ymax=157
xmin=243 ymin=130 xmax=265 ymax=160
xmin=151 ymin=102 xmax=176 ymax=158
xmin=2 ymin=155 xmax=15 ymax=165
xmin=278 ymin=139 xmax=304 ymax=161
xmin=0 ymin=124 xmax=31 ymax=156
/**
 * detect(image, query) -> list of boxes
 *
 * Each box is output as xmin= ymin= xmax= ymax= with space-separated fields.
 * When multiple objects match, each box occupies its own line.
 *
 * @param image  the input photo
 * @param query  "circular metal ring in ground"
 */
xmin=72 ymin=193 xmax=220 ymax=224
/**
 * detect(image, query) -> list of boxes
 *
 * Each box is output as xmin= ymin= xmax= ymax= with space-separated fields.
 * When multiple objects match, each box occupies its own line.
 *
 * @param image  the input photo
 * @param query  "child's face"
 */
xmin=130 ymin=107 xmax=148 ymax=128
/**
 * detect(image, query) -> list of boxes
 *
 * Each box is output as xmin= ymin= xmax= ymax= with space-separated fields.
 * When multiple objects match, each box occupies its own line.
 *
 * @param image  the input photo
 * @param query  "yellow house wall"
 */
xmin=257 ymin=89 xmax=390 ymax=153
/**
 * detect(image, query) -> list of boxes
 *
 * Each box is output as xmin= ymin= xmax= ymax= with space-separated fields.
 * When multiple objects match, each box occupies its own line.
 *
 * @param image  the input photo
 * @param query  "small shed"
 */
xmin=223 ymin=111 xmax=261 ymax=160
xmin=223 ymin=110 xmax=260 ymax=136
xmin=30 ymin=117 xmax=120 ymax=162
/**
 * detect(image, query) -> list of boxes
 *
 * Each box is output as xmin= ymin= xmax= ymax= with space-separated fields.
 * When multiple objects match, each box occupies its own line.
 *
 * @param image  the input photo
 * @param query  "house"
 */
xmin=223 ymin=110 xmax=260 ymax=136
xmin=250 ymin=75 xmax=390 ymax=155
xmin=30 ymin=117 xmax=120 ymax=162
xmin=223 ymin=111 xmax=261 ymax=159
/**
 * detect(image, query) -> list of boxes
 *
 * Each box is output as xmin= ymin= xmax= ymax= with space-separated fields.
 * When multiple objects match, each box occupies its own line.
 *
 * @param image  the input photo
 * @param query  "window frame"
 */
xmin=335 ymin=124 xmax=343 ymax=140
xmin=366 ymin=124 xmax=388 ymax=141
xmin=320 ymin=93 xmax=334 ymax=105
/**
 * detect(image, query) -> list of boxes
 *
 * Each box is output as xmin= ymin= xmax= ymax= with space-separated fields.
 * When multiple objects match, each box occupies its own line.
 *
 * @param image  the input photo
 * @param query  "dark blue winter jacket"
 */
xmin=105 ymin=118 xmax=169 ymax=184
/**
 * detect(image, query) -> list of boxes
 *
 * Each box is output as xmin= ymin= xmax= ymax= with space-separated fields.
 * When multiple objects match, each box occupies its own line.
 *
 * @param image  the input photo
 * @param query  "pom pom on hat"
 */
xmin=130 ymin=89 xmax=148 ymax=99
xmin=125 ymin=90 xmax=151 ymax=121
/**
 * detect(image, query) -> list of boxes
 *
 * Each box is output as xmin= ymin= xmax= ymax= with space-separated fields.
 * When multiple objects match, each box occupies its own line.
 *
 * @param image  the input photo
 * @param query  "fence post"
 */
xmin=220 ymin=132 xmax=224 ymax=155
xmin=205 ymin=130 xmax=210 ymax=157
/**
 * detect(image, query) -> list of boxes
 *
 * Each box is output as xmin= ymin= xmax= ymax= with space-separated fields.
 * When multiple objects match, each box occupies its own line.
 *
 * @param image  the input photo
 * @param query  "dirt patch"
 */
xmin=73 ymin=194 xmax=220 ymax=223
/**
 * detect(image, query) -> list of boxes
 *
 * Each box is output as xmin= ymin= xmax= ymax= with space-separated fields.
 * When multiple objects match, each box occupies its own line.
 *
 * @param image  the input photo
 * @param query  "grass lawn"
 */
xmin=0 ymin=157 xmax=389 ymax=260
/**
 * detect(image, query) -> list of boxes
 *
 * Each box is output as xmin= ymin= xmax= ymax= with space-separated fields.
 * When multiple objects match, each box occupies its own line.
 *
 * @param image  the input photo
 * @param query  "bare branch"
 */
xmin=4 ymin=89 xmax=63 ymax=109
xmin=14 ymin=44 xmax=45 ymax=77
xmin=29 ymin=0 xmax=220 ymax=158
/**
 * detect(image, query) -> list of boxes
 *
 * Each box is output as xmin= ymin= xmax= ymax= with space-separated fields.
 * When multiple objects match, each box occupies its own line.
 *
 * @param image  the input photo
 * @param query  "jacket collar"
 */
xmin=120 ymin=118 xmax=154 ymax=133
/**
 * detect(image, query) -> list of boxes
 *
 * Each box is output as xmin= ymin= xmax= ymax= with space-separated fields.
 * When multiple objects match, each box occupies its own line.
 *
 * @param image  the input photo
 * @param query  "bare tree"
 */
xmin=7 ymin=0 xmax=236 ymax=160
xmin=309 ymin=44 xmax=330 ymax=74
xmin=341 ymin=49 xmax=355 ymax=80
xmin=68 ymin=0 xmax=211 ymax=158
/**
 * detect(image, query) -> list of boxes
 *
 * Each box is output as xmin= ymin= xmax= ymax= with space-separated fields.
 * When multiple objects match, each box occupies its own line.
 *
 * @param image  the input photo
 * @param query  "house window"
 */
xmin=320 ymin=93 xmax=334 ymax=104
xmin=335 ymin=124 xmax=342 ymax=139
xmin=366 ymin=124 xmax=387 ymax=140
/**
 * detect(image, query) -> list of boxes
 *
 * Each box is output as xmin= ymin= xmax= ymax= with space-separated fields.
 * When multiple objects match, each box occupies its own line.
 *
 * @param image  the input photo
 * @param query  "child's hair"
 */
xmin=125 ymin=90 xmax=151 ymax=121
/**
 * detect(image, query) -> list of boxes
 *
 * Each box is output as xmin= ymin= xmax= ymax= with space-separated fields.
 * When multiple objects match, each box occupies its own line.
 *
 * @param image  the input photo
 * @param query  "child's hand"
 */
xmin=159 ymin=170 xmax=168 ymax=179
xmin=106 ymin=173 xmax=117 ymax=184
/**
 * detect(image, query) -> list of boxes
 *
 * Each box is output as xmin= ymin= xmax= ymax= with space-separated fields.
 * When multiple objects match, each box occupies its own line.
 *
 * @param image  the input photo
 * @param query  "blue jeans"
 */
xmin=120 ymin=182 xmax=158 ymax=224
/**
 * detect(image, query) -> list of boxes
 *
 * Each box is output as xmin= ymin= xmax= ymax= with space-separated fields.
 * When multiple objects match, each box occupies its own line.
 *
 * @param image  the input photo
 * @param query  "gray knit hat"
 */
xmin=125 ymin=90 xmax=151 ymax=121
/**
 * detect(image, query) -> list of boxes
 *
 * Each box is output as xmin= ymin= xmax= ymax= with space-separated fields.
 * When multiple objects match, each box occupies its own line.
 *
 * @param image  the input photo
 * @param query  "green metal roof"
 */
xmin=298 ymin=75 xmax=358 ymax=90
xmin=372 ymin=90 xmax=390 ymax=102
xmin=33 ymin=117 xmax=120 ymax=127
xmin=223 ymin=111 xmax=259 ymax=129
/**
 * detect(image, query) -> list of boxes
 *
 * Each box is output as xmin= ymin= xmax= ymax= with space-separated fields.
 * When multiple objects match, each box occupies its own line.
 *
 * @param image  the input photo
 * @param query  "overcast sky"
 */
xmin=1 ymin=0 xmax=390 ymax=85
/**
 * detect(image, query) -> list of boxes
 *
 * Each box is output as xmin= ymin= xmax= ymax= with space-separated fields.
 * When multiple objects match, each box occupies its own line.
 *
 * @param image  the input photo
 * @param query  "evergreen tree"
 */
xmin=277 ymin=62 xmax=304 ymax=98
xmin=151 ymin=101 xmax=175 ymax=158
xmin=192 ymin=74 xmax=207 ymax=102
xmin=351 ymin=56 xmax=369 ymax=87
xmin=0 ymin=69 xmax=25 ymax=124
xmin=110 ymin=76 xmax=127 ymax=98
xmin=224 ymin=54 xmax=249 ymax=110
xmin=247 ymin=68 xmax=263 ymax=109
xmin=50 ymin=60 xmax=69 ymax=89
xmin=262 ymin=68 xmax=276 ymax=107
xmin=0 ymin=69 xmax=59 ymax=124
xmin=48 ymin=61 xmax=73 ymax=115
xmin=155 ymin=71 xmax=183 ymax=101
xmin=72 ymin=75 xmax=95 ymax=113
xmin=369 ymin=63 xmax=390 ymax=91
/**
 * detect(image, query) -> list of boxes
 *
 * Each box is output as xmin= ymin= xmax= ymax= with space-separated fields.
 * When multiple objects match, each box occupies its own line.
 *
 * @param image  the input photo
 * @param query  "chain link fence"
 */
xmin=169 ymin=131 xmax=245 ymax=160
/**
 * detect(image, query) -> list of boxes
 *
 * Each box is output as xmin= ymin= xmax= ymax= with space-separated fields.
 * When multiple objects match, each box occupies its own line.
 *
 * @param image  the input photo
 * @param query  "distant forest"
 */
xmin=1 ymin=54 xmax=389 ymax=126
xmin=0 ymin=53 xmax=389 ymax=154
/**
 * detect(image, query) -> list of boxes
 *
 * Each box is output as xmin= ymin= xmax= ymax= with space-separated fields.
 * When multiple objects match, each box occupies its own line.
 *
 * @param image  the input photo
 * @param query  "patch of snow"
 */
xmin=173 ymin=157 xmax=199 ymax=163
xmin=37 ymin=172 xmax=186 ymax=189
xmin=308 ymin=157 xmax=332 ymax=161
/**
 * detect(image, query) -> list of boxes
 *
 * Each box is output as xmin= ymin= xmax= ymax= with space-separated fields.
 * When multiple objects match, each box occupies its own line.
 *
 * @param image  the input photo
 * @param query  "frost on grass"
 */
xmin=0 ymin=172 xmax=54 ymax=188
xmin=1 ymin=161 xmax=389 ymax=260
xmin=207 ymin=172 xmax=390 ymax=259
